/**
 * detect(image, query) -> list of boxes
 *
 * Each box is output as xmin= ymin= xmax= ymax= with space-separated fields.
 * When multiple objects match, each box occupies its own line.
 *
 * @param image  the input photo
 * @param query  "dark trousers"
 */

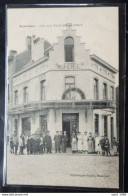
xmin=105 ymin=148 xmax=111 ymax=156
xmin=47 ymin=147 xmax=51 ymax=153
xmin=27 ymin=147 xmax=30 ymax=155
xmin=55 ymin=142 xmax=60 ymax=153
xmin=40 ymin=145 xmax=43 ymax=154
xmin=20 ymin=146 xmax=23 ymax=154
xmin=10 ymin=147 xmax=14 ymax=154
xmin=14 ymin=145 xmax=18 ymax=155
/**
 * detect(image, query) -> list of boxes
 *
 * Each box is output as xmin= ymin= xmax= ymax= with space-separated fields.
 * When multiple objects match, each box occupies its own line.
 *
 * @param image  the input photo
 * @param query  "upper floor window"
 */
xmin=110 ymin=86 xmax=114 ymax=100
xmin=64 ymin=37 xmax=74 ymax=62
xmin=23 ymin=87 xmax=28 ymax=103
xmin=103 ymin=83 xmax=107 ymax=100
xmin=40 ymin=80 xmax=46 ymax=100
xmin=65 ymin=76 xmax=75 ymax=89
xmin=14 ymin=90 xmax=18 ymax=105
xmin=94 ymin=78 xmax=98 ymax=100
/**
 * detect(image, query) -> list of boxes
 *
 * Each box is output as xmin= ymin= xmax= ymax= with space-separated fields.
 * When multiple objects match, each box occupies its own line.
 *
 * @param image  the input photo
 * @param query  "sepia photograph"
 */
xmin=6 ymin=6 xmax=119 ymax=189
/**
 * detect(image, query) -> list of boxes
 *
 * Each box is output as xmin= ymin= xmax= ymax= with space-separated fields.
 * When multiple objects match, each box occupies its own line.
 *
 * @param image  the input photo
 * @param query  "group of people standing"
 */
xmin=9 ymin=131 xmax=119 ymax=156
xmin=71 ymin=131 xmax=119 ymax=156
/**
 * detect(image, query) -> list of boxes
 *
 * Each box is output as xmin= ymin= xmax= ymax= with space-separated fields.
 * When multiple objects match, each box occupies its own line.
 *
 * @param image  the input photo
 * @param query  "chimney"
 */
xmin=26 ymin=36 xmax=32 ymax=51
xmin=9 ymin=50 xmax=17 ymax=57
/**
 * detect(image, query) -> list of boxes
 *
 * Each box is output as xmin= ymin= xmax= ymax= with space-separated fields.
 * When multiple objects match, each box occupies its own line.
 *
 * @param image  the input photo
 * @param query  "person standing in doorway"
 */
xmin=83 ymin=131 xmax=88 ymax=153
xmin=54 ymin=131 xmax=61 ymax=153
xmin=45 ymin=131 xmax=52 ymax=153
xmin=87 ymin=132 xmax=95 ymax=154
xmin=62 ymin=131 xmax=68 ymax=153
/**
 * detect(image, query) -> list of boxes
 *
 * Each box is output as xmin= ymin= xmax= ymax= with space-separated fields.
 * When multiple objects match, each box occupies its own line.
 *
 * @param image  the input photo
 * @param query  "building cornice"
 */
xmin=90 ymin=54 xmax=118 ymax=74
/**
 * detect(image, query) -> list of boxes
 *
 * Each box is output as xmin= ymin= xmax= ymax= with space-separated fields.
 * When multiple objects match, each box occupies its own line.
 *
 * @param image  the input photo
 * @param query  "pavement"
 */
xmin=6 ymin=148 xmax=119 ymax=189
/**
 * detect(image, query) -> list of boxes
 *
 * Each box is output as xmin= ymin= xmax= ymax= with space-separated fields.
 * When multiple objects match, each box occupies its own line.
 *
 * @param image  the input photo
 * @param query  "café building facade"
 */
xmin=8 ymin=24 xmax=117 ymax=147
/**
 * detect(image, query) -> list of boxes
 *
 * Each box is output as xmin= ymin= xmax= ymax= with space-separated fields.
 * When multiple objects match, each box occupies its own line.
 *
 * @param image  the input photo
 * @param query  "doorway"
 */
xmin=62 ymin=113 xmax=79 ymax=147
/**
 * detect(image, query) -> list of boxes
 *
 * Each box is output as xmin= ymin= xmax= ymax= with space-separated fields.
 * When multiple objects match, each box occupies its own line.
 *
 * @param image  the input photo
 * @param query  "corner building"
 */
xmin=8 ymin=24 xmax=117 ymax=148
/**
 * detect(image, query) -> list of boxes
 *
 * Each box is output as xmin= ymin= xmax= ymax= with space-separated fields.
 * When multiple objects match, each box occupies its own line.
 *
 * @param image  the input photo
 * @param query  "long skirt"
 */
xmin=88 ymin=140 xmax=94 ymax=153
xmin=83 ymin=141 xmax=88 ymax=151
xmin=72 ymin=139 xmax=77 ymax=151
xmin=78 ymin=139 xmax=83 ymax=151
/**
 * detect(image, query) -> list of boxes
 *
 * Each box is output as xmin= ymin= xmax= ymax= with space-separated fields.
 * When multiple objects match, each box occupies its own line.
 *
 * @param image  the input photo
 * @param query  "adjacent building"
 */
xmin=8 ymin=24 xmax=118 ymax=147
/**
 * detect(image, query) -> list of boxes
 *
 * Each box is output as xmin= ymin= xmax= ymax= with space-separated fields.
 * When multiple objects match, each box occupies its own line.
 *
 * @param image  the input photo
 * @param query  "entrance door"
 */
xmin=62 ymin=113 xmax=79 ymax=147
xmin=63 ymin=122 xmax=71 ymax=147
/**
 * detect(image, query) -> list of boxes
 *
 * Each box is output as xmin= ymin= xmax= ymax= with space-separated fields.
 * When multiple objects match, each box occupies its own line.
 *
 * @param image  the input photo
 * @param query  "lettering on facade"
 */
xmin=63 ymin=114 xmax=78 ymax=121
xmin=56 ymin=63 xmax=83 ymax=70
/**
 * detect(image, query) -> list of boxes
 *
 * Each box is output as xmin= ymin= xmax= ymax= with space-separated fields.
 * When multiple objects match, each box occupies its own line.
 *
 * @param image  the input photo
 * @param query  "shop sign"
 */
xmin=56 ymin=63 xmax=83 ymax=70
xmin=63 ymin=114 xmax=78 ymax=121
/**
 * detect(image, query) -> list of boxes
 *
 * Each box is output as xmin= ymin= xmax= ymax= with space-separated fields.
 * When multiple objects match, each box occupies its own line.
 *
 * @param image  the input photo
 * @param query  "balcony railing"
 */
xmin=7 ymin=100 xmax=116 ymax=115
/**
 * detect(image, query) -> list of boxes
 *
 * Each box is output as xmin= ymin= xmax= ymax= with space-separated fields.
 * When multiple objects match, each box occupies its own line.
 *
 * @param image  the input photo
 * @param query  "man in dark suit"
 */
xmin=54 ymin=131 xmax=61 ymax=153
xmin=62 ymin=131 xmax=68 ymax=153
xmin=45 ymin=131 xmax=52 ymax=153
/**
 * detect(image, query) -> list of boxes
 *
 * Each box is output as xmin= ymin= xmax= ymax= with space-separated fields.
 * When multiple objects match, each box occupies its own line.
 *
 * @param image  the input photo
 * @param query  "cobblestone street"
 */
xmin=6 ymin=150 xmax=119 ymax=189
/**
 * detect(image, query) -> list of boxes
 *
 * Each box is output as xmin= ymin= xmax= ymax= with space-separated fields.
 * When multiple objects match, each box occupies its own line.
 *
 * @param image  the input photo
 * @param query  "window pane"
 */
xmin=41 ymin=80 xmax=45 ymax=100
xmin=64 ymin=37 xmax=74 ymax=62
xmin=95 ymin=114 xmax=99 ymax=134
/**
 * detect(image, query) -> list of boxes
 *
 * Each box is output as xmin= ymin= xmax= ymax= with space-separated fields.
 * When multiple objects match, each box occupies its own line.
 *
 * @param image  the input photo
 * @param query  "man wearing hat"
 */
xmin=45 ymin=131 xmax=52 ymax=153
xmin=54 ymin=131 xmax=61 ymax=153
xmin=83 ymin=131 xmax=88 ymax=153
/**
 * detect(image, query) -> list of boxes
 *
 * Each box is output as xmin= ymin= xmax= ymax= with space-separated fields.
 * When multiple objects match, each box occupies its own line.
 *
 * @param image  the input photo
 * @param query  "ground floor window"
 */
xmin=94 ymin=114 xmax=99 ymax=135
xmin=40 ymin=115 xmax=47 ymax=135
xmin=22 ymin=117 xmax=31 ymax=136
xmin=104 ymin=116 xmax=108 ymax=137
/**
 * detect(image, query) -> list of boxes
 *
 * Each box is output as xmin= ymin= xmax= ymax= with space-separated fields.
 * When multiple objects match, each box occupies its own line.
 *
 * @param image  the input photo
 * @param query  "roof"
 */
xmin=90 ymin=54 xmax=118 ymax=74
xmin=15 ymin=50 xmax=31 ymax=72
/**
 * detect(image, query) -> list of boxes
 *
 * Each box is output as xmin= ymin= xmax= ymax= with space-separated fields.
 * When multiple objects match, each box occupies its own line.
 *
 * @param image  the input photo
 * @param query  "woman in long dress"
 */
xmin=83 ymin=131 xmax=88 ymax=153
xmin=87 ymin=132 xmax=94 ymax=153
xmin=72 ymin=134 xmax=78 ymax=153
xmin=77 ymin=132 xmax=83 ymax=153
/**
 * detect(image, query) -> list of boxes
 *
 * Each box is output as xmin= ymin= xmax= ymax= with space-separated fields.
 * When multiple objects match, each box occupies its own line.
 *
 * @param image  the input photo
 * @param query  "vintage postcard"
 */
xmin=6 ymin=6 xmax=119 ymax=188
